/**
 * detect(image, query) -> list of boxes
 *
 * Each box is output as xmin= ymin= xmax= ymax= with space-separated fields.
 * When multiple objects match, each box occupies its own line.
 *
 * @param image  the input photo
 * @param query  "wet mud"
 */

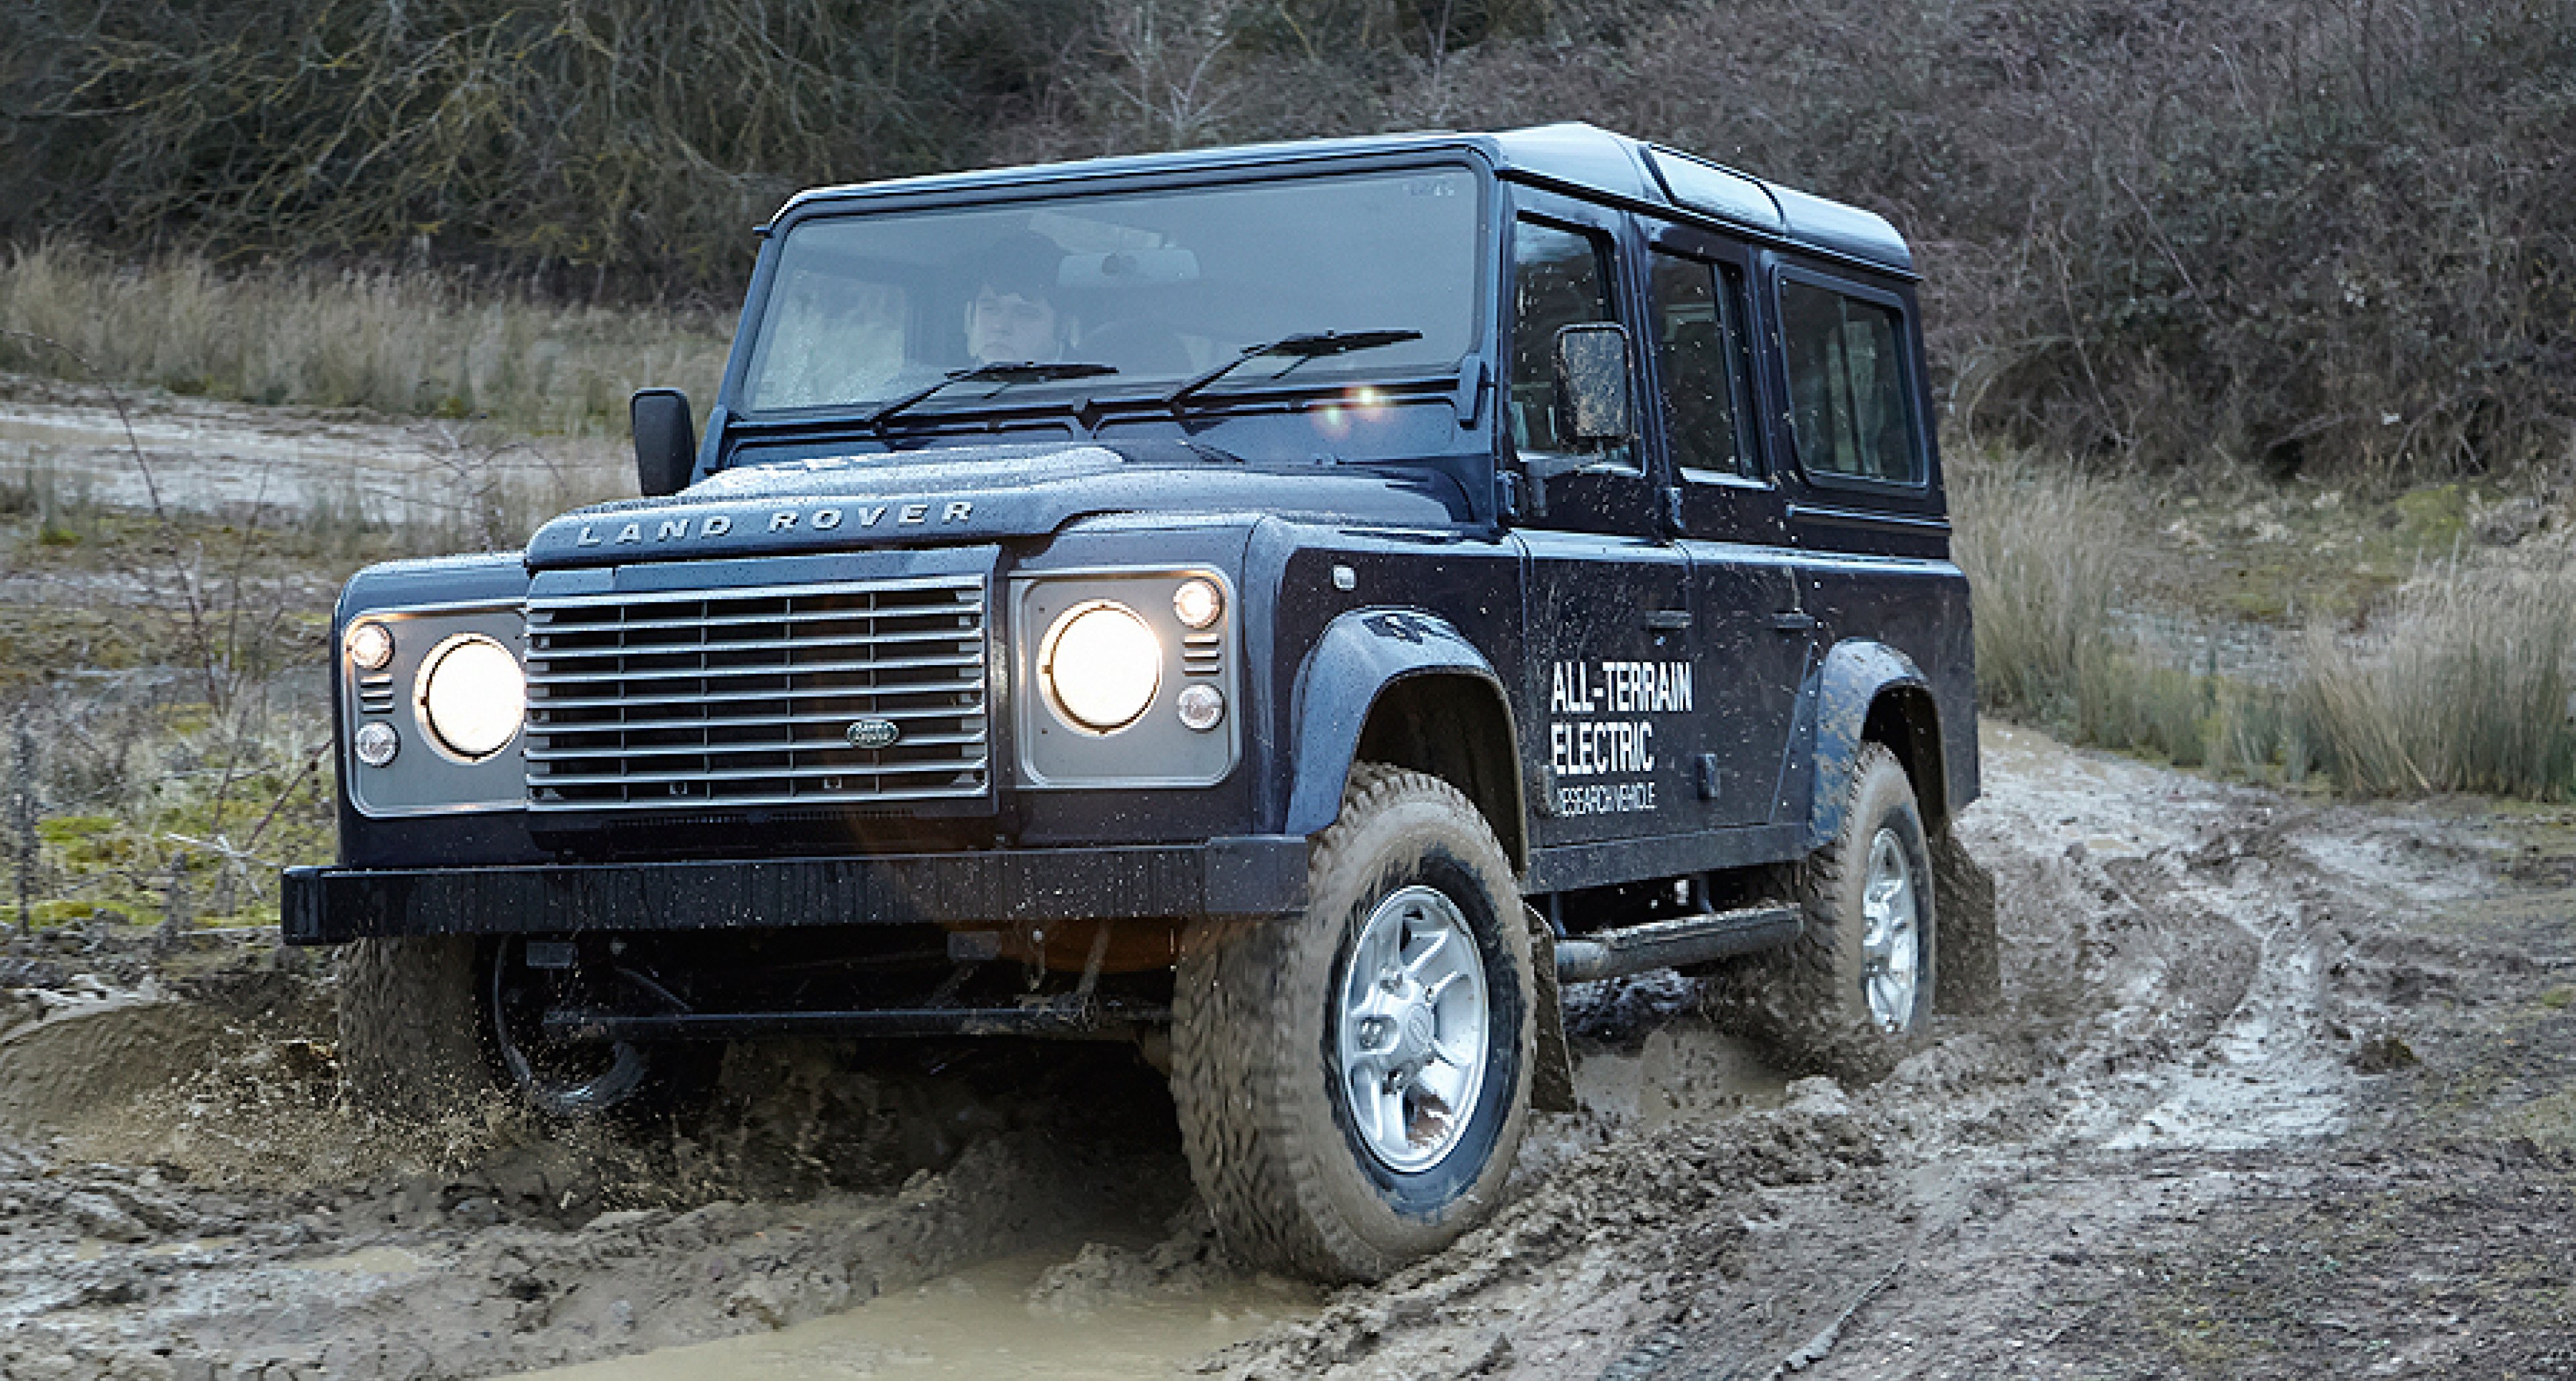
xmin=3 ymin=727 xmax=2572 ymax=1378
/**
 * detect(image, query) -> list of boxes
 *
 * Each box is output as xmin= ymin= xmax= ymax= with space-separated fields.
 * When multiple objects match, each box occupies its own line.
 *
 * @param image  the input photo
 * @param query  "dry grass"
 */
xmin=0 ymin=243 xmax=729 ymax=436
xmin=1959 ymin=454 xmax=2576 ymax=800
xmin=2292 ymin=566 xmax=2576 ymax=799
xmin=1947 ymin=452 xmax=2125 ymax=723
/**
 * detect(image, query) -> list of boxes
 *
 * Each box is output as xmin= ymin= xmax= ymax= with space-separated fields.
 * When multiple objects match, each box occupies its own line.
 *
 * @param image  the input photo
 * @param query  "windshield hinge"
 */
xmin=1452 ymin=354 xmax=1488 ymax=427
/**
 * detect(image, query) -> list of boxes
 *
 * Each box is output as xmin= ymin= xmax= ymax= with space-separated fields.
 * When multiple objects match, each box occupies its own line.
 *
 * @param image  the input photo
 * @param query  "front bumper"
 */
xmin=281 ymin=836 xmax=1310 ymax=945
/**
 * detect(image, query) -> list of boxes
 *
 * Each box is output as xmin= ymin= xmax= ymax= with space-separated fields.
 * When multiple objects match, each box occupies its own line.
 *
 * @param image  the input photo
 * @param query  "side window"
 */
xmin=1648 ymin=250 xmax=1754 ymax=480
xmin=1509 ymin=219 xmax=1630 ymax=466
xmin=1780 ymin=279 xmax=1919 ymax=484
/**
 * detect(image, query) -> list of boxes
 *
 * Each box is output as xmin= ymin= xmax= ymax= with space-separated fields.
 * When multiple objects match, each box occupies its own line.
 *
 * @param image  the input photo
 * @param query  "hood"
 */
xmin=523 ymin=441 xmax=1475 ymax=569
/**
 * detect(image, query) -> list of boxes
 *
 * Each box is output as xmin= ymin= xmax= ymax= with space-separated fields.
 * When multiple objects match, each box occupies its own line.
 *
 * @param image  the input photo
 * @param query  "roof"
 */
xmin=769 ymin=123 xmax=1914 ymax=276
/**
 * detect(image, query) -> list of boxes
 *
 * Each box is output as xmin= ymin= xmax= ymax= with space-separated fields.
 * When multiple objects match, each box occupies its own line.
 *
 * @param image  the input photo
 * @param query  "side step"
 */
xmin=543 ymin=1000 xmax=1168 ymax=1041
xmin=1553 ymin=903 xmax=1803 ymax=983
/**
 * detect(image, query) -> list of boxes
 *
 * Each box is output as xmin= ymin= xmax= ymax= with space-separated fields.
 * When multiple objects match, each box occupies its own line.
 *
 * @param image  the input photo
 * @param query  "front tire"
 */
xmin=337 ymin=936 xmax=486 ymax=1118
xmin=1171 ymin=764 xmax=1534 ymax=1282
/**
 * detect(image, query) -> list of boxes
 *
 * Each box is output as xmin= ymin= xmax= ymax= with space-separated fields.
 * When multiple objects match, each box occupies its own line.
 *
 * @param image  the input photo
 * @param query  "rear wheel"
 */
xmin=1171 ymin=764 xmax=1534 ymax=1282
xmin=1715 ymin=742 xmax=1937 ymax=1079
xmin=482 ymin=937 xmax=709 ymax=1121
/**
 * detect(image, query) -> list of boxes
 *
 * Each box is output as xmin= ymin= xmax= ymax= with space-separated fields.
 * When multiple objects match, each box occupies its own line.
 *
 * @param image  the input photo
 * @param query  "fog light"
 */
xmin=353 ymin=721 xmax=400 ymax=768
xmin=1175 ymin=683 xmax=1224 ymax=731
xmin=347 ymin=621 xmax=394 ymax=672
xmin=1173 ymin=578 xmax=1224 ymax=630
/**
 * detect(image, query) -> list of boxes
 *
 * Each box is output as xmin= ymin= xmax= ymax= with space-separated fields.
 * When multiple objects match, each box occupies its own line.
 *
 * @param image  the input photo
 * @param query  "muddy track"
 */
xmin=1 ymin=721 xmax=2570 ymax=1378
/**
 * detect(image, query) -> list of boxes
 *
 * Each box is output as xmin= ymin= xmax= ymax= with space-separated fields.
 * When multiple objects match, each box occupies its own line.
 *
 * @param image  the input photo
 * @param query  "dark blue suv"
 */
xmin=285 ymin=123 xmax=1980 ymax=1282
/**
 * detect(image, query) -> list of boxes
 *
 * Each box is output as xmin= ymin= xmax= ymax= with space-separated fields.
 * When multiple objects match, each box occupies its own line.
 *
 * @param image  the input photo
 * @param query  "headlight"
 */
xmin=1041 ymin=601 xmax=1161 ymax=733
xmin=417 ymin=634 xmax=526 ymax=760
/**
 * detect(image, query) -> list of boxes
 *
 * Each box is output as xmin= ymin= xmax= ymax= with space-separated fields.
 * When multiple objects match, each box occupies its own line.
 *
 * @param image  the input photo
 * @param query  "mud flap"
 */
xmin=1931 ymin=829 xmax=2001 ymax=1016
xmin=1525 ymin=904 xmax=1578 ymax=1113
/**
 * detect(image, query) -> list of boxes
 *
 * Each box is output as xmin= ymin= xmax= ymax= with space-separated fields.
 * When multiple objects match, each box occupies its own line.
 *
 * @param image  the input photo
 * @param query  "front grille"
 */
xmin=523 ymin=576 xmax=989 ymax=811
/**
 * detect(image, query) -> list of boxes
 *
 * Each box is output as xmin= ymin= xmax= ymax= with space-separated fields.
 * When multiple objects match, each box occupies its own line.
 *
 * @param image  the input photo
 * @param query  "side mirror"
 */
xmin=631 ymin=389 xmax=696 ymax=498
xmin=1552 ymin=323 xmax=1634 ymax=446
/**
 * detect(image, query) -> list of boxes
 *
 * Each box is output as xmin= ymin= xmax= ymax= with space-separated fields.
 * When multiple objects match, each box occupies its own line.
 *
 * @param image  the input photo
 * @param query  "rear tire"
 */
xmin=337 ymin=937 xmax=486 ymax=1118
xmin=482 ymin=937 xmax=714 ymax=1122
xmin=1715 ymin=742 xmax=1937 ymax=1080
xmin=1171 ymin=764 xmax=1534 ymax=1282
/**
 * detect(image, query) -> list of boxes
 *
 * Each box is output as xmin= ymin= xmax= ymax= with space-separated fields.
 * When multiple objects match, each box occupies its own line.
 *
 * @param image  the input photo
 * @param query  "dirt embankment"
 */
xmin=1 ymin=721 xmax=2572 ymax=1380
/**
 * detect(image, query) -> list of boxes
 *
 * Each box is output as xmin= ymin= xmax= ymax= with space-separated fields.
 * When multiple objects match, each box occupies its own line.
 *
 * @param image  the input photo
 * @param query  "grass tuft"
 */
xmin=1949 ymin=452 xmax=2125 ymax=725
xmin=2291 ymin=565 xmax=2576 ymax=799
xmin=1961 ymin=455 xmax=2576 ymax=800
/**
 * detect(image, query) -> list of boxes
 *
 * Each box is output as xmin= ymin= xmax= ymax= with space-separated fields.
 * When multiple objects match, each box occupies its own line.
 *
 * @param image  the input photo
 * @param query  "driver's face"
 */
xmin=967 ymin=288 xmax=1060 ymax=364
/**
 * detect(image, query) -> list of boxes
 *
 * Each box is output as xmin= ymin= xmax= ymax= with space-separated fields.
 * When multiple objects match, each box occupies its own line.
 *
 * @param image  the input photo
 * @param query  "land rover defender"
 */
xmin=283 ymin=123 xmax=1983 ymax=1282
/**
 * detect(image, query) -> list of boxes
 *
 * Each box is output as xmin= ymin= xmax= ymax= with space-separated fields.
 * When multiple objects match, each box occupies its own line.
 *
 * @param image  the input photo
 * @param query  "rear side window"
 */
xmin=1780 ymin=279 xmax=1919 ymax=484
xmin=1648 ymin=250 xmax=1754 ymax=480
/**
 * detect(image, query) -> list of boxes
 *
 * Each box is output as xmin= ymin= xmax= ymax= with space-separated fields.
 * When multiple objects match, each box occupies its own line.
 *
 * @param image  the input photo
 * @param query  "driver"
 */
xmin=965 ymin=232 xmax=1071 ymax=365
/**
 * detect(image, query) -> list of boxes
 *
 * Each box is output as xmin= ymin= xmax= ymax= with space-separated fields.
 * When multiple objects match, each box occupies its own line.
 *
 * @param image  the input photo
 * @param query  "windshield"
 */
xmin=737 ymin=166 xmax=1485 ymax=415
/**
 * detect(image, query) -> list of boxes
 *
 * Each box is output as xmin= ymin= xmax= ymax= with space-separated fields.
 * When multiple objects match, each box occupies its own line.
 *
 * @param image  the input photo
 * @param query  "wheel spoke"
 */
xmin=1375 ymin=1084 xmax=1410 ymax=1152
xmin=1403 ymin=926 xmax=1454 ymax=977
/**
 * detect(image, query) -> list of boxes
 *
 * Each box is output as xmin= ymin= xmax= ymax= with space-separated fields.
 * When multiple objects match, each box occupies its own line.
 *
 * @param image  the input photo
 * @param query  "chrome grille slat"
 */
xmin=531 ymin=599 xmax=975 ymax=630
xmin=531 ymin=760 xmax=988 ymax=787
xmin=529 ymin=627 xmax=977 ymax=659
xmin=529 ymin=705 xmax=977 ymax=735
xmin=525 ymin=730 xmax=984 ymax=762
xmin=527 ymin=650 xmax=979 ymax=686
xmin=523 ymin=575 xmax=990 ymax=811
xmin=525 ymin=676 xmax=983 ymax=713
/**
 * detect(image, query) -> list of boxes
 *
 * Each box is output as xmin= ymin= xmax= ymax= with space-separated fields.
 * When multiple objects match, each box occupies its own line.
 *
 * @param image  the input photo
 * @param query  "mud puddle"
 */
xmin=500 ymin=1243 xmax=1307 ymax=1381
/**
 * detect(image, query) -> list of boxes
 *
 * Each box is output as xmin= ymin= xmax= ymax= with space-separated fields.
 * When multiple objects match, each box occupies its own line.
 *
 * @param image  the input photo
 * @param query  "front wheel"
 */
xmin=1171 ymin=764 xmax=1534 ymax=1282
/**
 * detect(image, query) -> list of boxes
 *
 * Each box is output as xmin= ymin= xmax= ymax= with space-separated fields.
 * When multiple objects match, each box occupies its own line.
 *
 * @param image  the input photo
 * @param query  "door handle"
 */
xmin=1645 ymin=610 xmax=1692 ymax=631
xmin=1769 ymin=611 xmax=1817 ymax=633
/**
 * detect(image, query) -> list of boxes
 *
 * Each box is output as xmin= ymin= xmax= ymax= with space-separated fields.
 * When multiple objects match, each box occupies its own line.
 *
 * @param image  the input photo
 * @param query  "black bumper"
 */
xmin=281 ymin=837 xmax=1311 ymax=945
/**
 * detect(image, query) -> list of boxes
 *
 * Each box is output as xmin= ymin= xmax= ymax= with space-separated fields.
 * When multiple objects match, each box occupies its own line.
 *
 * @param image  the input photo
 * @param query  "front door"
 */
xmin=1506 ymin=197 xmax=1699 ymax=849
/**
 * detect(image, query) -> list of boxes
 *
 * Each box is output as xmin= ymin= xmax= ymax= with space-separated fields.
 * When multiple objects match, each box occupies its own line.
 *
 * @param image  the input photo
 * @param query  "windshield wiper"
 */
xmin=865 ymin=360 xmax=1118 ymax=433
xmin=1163 ymin=329 xmax=1424 ymax=409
